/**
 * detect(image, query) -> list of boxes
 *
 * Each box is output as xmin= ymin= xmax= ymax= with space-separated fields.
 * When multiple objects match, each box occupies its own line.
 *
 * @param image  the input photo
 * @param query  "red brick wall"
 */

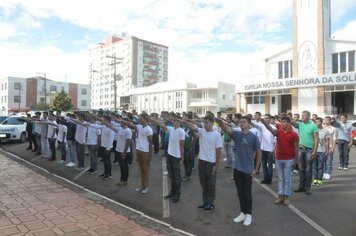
xmin=26 ymin=79 xmax=37 ymax=109
xmin=69 ymin=83 xmax=78 ymax=110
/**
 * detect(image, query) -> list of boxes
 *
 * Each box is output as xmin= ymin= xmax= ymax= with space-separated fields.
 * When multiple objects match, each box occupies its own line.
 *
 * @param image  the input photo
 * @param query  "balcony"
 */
xmin=188 ymin=98 xmax=218 ymax=107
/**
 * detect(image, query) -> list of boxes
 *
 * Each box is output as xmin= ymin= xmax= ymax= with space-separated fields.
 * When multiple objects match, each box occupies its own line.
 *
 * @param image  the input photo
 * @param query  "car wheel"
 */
xmin=20 ymin=132 xmax=27 ymax=143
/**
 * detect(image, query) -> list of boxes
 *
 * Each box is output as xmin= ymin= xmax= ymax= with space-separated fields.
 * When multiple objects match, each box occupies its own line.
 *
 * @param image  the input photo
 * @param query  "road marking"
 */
xmin=162 ymin=158 xmax=170 ymax=218
xmin=255 ymin=178 xmax=333 ymax=236
xmin=73 ymin=167 xmax=91 ymax=180
xmin=0 ymin=148 xmax=195 ymax=236
xmin=30 ymin=156 xmax=41 ymax=161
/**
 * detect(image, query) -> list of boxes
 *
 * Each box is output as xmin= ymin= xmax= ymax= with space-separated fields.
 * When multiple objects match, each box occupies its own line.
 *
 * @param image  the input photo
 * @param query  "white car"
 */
xmin=0 ymin=116 xmax=27 ymax=143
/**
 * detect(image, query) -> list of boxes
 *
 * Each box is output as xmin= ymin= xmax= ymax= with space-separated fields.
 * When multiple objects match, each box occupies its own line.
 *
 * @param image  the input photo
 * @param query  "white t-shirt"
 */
xmin=57 ymin=124 xmax=67 ymax=143
xmin=256 ymin=123 xmax=276 ymax=152
xmin=86 ymin=124 xmax=101 ymax=145
xmin=251 ymin=121 xmax=263 ymax=144
xmin=100 ymin=126 xmax=115 ymax=151
xmin=136 ymin=124 xmax=153 ymax=152
xmin=198 ymin=128 xmax=223 ymax=163
xmin=47 ymin=120 xmax=57 ymax=139
xmin=116 ymin=127 xmax=132 ymax=153
xmin=167 ymin=126 xmax=185 ymax=158
xmin=324 ymin=125 xmax=337 ymax=148
xmin=111 ymin=121 xmax=121 ymax=141
xmin=75 ymin=123 xmax=87 ymax=144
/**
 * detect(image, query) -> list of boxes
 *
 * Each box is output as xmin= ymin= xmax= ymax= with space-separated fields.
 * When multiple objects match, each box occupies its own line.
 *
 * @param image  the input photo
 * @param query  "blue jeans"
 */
xmin=313 ymin=152 xmax=325 ymax=181
xmin=261 ymin=150 xmax=273 ymax=183
xmin=276 ymin=159 xmax=293 ymax=196
xmin=224 ymin=141 xmax=232 ymax=168
xmin=298 ymin=148 xmax=313 ymax=190
xmin=67 ymin=140 xmax=77 ymax=163
xmin=324 ymin=151 xmax=333 ymax=175
xmin=58 ymin=141 xmax=67 ymax=161
xmin=338 ymin=140 xmax=350 ymax=168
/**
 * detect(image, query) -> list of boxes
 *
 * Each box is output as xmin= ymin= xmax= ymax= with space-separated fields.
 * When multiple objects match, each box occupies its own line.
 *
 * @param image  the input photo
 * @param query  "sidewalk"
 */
xmin=0 ymin=154 xmax=163 ymax=236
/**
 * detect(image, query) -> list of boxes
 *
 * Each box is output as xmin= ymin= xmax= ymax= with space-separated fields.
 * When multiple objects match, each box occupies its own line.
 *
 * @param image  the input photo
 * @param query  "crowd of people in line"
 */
xmin=19 ymin=109 xmax=354 ymax=227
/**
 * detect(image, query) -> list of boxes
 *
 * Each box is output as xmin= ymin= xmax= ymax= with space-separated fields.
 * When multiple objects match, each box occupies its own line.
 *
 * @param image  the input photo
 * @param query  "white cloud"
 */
xmin=0 ymin=23 xmax=16 ymax=39
xmin=332 ymin=20 xmax=356 ymax=40
xmin=0 ymin=44 xmax=89 ymax=84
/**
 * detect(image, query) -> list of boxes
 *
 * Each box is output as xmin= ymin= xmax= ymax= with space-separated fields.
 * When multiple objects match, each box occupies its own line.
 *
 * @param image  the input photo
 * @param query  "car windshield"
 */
xmin=1 ymin=117 xmax=25 ymax=125
xmin=0 ymin=116 xmax=8 ymax=123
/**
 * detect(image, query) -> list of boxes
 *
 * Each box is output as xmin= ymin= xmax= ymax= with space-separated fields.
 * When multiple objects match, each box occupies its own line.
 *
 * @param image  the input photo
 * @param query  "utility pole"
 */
xmin=107 ymin=55 xmax=123 ymax=112
xmin=37 ymin=72 xmax=47 ymax=107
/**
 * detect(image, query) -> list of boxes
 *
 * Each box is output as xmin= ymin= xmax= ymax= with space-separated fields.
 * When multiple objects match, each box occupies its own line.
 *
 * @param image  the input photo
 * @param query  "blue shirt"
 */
xmin=232 ymin=130 xmax=261 ymax=175
xmin=334 ymin=121 xmax=354 ymax=142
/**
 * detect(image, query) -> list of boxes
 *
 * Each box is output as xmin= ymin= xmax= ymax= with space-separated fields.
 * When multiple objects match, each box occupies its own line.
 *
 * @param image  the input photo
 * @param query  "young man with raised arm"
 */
xmin=261 ymin=116 xmax=299 ymax=205
xmin=216 ymin=116 xmax=261 ymax=226
xmin=148 ymin=115 xmax=185 ymax=203
xmin=181 ymin=115 xmax=222 ymax=212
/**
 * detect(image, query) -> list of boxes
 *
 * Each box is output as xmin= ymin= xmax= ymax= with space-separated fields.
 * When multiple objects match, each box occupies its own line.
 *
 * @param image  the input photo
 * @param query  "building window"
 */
xmin=349 ymin=51 xmax=355 ymax=72
xmin=168 ymin=95 xmax=171 ymax=100
xmin=81 ymin=100 xmax=87 ymax=106
xmin=222 ymin=93 xmax=226 ymax=100
xmin=14 ymin=96 xmax=20 ymax=103
xmin=14 ymin=82 xmax=21 ymax=90
xmin=340 ymin=52 xmax=347 ymax=73
xmin=50 ymin=85 xmax=57 ymax=92
xmin=332 ymin=53 xmax=338 ymax=73
xmin=271 ymin=96 xmax=276 ymax=105
xmin=278 ymin=62 xmax=283 ymax=79
xmin=284 ymin=61 xmax=289 ymax=78
xmin=245 ymin=92 xmax=265 ymax=105
xmin=81 ymin=88 xmax=87 ymax=95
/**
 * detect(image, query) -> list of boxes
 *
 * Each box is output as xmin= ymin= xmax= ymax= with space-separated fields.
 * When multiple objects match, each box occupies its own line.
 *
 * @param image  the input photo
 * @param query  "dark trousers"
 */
xmin=183 ymin=147 xmax=193 ymax=177
xmin=261 ymin=150 xmax=273 ymax=183
xmin=76 ymin=142 xmax=85 ymax=168
xmin=198 ymin=160 xmax=216 ymax=205
xmin=35 ymin=133 xmax=41 ymax=154
xmin=117 ymin=151 xmax=131 ymax=181
xmin=298 ymin=148 xmax=313 ymax=190
xmin=88 ymin=145 xmax=97 ymax=171
xmin=102 ymin=147 xmax=111 ymax=176
xmin=167 ymin=155 xmax=182 ymax=197
xmin=234 ymin=169 xmax=253 ymax=215
xmin=48 ymin=138 xmax=56 ymax=159
xmin=27 ymin=131 xmax=34 ymax=148
xmin=338 ymin=140 xmax=350 ymax=168
xmin=58 ymin=141 xmax=67 ymax=161
xmin=153 ymin=133 xmax=160 ymax=153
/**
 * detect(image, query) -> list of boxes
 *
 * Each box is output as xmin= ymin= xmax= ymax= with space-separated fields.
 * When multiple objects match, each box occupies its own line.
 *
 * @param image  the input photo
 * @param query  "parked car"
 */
xmin=0 ymin=116 xmax=27 ymax=143
xmin=0 ymin=116 xmax=8 ymax=123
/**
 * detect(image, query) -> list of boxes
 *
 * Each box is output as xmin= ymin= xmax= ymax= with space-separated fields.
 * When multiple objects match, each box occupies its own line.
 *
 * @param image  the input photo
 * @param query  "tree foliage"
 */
xmin=50 ymin=90 xmax=73 ymax=111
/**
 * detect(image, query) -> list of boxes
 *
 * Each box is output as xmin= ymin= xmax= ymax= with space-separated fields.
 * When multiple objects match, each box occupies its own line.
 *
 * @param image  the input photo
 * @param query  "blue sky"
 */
xmin=0 ymin=0 xmax=355 ymax=84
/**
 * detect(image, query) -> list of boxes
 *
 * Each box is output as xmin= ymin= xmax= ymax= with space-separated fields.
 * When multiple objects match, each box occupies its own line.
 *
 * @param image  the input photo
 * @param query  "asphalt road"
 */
xmin=1 ymin=141 xmax=355 ymax=236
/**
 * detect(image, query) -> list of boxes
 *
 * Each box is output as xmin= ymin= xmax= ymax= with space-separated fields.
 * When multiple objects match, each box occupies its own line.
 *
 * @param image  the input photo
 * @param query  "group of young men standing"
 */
xmin=21 ymin=109 xmax=354 ymax=227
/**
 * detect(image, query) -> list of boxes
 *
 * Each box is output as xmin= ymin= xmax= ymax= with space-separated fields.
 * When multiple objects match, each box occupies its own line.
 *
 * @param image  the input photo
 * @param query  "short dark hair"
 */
xmin=255 ymin=111 xmax=261 ymax=116
xmin=264 ymin=114 xmax=272 ymax=119
xmin=281 ymin=116 xmax=291 ymax=123
xmin=302 ymin=110 xmax=311 ymax=117
xmin=315 ymin=117 xmax=323 ymax=123
xmin=234 ymin=113 xmax=242 ymax=119
xmin=204 ymin=115 xmax=214 ymax=123
xmin=241 ymin=116 xmax=251 ymax=124
xmin=324 ymin=116 xmax=331 ymax=120
xmin=341 ymin=113 xmax=348 ymax=118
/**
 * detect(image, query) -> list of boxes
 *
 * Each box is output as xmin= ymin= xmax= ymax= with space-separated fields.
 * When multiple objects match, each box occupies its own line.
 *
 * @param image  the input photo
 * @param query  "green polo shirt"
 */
xmin=296 ymin=121 xmax=319 ymax=149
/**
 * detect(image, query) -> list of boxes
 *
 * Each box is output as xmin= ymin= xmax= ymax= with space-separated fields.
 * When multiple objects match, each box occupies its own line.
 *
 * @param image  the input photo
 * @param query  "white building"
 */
xmin=129 ymin=81 xmax=236 ymax=116
xmin=237 ymin=0 xmax=356 ymax=116
xmin=89 ymin=35 xmax=169 ymax=110
xmin=0 ymin=76 xmax=91 ymax=115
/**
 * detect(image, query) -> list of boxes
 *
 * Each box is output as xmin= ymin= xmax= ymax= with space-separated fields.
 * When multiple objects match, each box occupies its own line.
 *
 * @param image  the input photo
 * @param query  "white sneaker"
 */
xmin=243 ymin=214 xmax=252 ymax=226
xmin=66 ymin=162 xmax=76 ymax=167
xmin=135 ymin=186 xmax=144 ymax=192
xmin=343 ymin=167 xmax=348 ymax=171
xmin=322 ymin=173 xmax=326 ymax=180
xmin=141 ymin=187 xmax=149 ymax=194
xmin=57 ymin=160 xmax=65 ymax=164
xmin=338 ymin=167 xmax=343 ymax=170
xmin=233 ymin=212 xmax=246 ymax=223
xmin=163 ymin=171 xmax=168 ymax=176
xmin=324 ymin=174 xmax=331 ymax=180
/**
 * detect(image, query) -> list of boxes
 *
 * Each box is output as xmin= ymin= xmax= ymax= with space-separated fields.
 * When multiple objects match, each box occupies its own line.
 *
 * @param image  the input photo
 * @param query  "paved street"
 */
xmin=1 ymin=142 xmax=356 ymax=236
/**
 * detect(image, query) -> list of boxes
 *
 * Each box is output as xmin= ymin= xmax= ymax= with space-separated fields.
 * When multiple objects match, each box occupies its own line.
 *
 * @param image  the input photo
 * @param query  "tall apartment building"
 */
xmin=89 ymin=35 xmax=169 ymax=110
xmin=0 ymin=76 xmax=90 ymax=115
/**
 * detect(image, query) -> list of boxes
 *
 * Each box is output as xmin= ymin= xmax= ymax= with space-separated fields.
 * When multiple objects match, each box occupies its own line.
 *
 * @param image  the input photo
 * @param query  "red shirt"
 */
xmin=275 ymin=123 xmax=299 ymax=160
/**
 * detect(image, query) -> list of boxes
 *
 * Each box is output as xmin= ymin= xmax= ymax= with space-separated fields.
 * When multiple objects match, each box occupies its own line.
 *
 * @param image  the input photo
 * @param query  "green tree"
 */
xmin=50 ymin=90 xmax=73 ymax=111
xmin=34 ymin=101 xmax=50 ymax=111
